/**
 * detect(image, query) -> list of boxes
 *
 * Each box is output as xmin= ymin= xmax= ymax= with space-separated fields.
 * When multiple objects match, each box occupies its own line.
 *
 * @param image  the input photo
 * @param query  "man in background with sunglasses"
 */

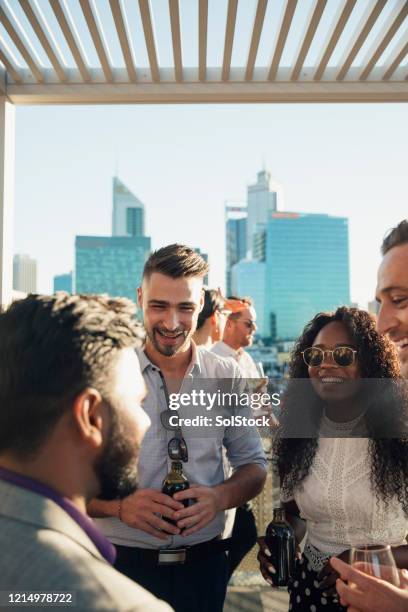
xmin=212 ymin=296 xmax=260 ymax=379
xmin=88 ymin=244 xmax=267 ymax=612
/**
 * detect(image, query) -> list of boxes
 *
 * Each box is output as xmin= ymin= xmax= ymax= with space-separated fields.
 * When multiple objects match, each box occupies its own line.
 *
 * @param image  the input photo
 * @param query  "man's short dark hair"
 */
xmin=143 ymin=244 xmax=209 ymax=281
xmin=381 ymin=220 xmax=408 ymax=255
xmin=0 ymin=293 xmax=144 ymax=458
xmin=197 ymin=289 xmax=225 ymax=330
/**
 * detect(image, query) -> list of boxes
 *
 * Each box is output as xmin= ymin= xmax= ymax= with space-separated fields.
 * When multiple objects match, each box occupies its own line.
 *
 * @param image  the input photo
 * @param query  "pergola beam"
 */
xmin=79 ymin=0 xmax=113 ymax=83
xmin=314 ymin=0 xmax=357 ymax=81
xmin=291 ymin=0 xmax=327 ymax=81
xmin=169 ymin=0 xmax=183 ymax=82
xmin=222 ymin=0 xmax=238 ymax=82
xmin=336 ymin=0 xmax=386 ymax=81
xmin=0 ymin=3 xmax=43 ymax=83
xmin=245 ymin=0 xmax=268 ymax=82
xmin=268 ymin=0 xmax=298 ymax=81
xmin=18 ymin=0 xmax=66 ymax=83
xmin=198 ymin=0 xmax=208 ymax=82
xmin=50 ymin=0 xmax=90 ymax=83
xmin=359 ymin=2 xmax=408 ymax=81
xmin=139 ymin=0 xmax=160 ymax=82
xmin=5 ymin=73 xmax=408 ymax=105
xmin=109 ymin=0 xmax=137 ymax=82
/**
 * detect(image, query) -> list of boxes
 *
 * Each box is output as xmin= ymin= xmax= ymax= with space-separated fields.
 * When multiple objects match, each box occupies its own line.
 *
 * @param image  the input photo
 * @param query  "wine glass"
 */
xmin=349 ymin=545 xmax=400 ymax=587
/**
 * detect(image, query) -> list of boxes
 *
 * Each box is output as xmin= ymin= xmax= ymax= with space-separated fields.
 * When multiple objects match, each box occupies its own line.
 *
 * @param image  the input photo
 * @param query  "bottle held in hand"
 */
xmin=265 ymin=507 xmax=296 ymax=587
xmin=161 ymin=461 xmax=190 ymax=525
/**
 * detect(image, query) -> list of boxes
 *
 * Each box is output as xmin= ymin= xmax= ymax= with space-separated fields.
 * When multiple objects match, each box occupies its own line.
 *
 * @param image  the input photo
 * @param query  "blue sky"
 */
xmin=13 ymin=101 xmax=408 ymax=307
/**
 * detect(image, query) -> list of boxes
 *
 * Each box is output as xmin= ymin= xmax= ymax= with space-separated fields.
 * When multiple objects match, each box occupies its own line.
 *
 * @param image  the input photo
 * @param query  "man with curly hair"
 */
xmin=0 ymin=294 xmax=171 ymax=611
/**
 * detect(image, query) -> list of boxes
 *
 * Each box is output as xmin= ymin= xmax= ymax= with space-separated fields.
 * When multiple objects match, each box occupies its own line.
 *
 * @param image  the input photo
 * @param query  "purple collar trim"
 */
xmin=0 ymin=466 xmax=116 ymax=565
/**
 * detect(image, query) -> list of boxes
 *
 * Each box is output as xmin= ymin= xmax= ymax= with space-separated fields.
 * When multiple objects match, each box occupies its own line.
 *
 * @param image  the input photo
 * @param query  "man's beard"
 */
xmin=147 ymin=326 xmax=189 ymax=357
xmin=95 ymin=408 xmax=140 ymax=501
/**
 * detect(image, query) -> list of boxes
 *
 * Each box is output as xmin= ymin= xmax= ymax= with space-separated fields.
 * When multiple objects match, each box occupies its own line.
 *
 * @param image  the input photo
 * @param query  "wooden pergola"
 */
xmin=1 ymin=0 xmax=407 ymax=302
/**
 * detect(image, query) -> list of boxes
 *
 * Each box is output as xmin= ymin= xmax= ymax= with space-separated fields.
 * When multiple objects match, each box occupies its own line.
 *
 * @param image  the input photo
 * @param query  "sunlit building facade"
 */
xmin=75 ymin=236 xmax=150 ymax=301
xmin=265 ymin=213 xmax=350 ymax=340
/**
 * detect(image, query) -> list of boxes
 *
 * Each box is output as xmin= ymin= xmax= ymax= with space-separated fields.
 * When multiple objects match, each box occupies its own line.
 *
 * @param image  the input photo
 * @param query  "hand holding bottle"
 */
xmin=172 ymin=484 xmax=221 ymax=536
xmin=119 ymin=489 xmax=184 ymax=539
xmin=257 ymin=537 xmax=301 ymax=587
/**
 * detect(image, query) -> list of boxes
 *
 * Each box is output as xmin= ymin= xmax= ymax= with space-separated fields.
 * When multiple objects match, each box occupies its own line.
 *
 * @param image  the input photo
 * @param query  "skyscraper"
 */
xmin=265 ymin=213 xmax=350 ymax=340
xmin=231 ymin=259 xmax=266 ymax=337
xmin=13 ymin=254 xmax=37 ymax=293
xmin=75 ymin=176 xmax=151 ymax=301
xmin=225 ymin=205 xmax=247 ymax=296
xmin=53 ymin=272 xmax=72 ymax=293
xmin=112 ymin=177 xmax=145 ymax=237
xmin=193 ymin=248 xmax=209 ymax=285
xmin=246 ymin=170 xmax=282 ymax=256
xmin=75 ymin=236 xmax=151 ymax=301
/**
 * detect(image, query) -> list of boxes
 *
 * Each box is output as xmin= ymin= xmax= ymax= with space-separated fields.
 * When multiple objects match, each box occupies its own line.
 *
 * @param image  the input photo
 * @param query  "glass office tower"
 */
xmin=231 ymin=259 xmax=266 ymax=337
xmin=75 ymin=236 xmax=151 ymax=301
xmin=265 ymin=213 xmax=350 ymax=340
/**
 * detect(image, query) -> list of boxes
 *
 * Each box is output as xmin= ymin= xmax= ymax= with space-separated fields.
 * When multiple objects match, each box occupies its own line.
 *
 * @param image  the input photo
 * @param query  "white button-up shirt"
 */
xmin=211 ymin=341 xmax=260 ymax=378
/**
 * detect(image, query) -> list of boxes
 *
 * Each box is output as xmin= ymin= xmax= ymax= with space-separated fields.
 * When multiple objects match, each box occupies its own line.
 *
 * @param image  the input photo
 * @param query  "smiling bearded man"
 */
xmin=376 ymin=220 xmax=408 ymax=378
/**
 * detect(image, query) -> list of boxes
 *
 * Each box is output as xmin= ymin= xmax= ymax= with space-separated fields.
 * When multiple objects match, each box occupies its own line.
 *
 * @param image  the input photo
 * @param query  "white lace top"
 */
xmin=282 ymin=420 xmax=408 ymax=570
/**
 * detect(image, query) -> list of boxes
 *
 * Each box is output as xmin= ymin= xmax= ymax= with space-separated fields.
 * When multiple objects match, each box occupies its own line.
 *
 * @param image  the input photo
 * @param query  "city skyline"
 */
xmin=13 ymin=103 xmax=408 ymax=308
xmin=75 ymin=177 xmax=151 ymax=300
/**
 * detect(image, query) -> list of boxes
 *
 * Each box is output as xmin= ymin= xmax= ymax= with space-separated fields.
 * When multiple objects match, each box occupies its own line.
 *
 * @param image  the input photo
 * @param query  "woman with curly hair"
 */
xmin=257 ymin=306 xmax=408 ymax=611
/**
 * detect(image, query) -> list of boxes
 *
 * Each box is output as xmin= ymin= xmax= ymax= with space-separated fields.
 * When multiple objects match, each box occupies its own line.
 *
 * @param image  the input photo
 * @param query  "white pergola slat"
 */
xmin=359 ymin=1 xmax=408 ymax=81
xmin=169 ymin=0 xmax=183 ymax=82
xmin=19 ymin=0 xmax=66 ymax=83
xmin=222 ymin=0 xmax=238 ymax=82
xmin=109 ymin=0 xmax=137 ymax=83
xmin=0 ymin=0 xmax=405 ymax=103
xmin=336 ymin=0 xmax=387 ymax=81
xmin=268 ymin=0 xmax=298 ymax=81
xmin=139 ymin=0 xmax=160 ymax=82
xmin=198 ymin=0 xmax=208 ymax=82
xmin=0 ymin=1 xmax=43 ymax=83
xmin=245 ymin=0 xmax=268 ymax=82
xmin=314 ymin=0 xmax=358 ymax=81
xmin=383 ymin=39 xmax=408 ymax=80
xmin=291 ymin=0 xmax=327 ymax=81
xmin=50 ymin=0 xmax=90 ymax=82
xmin=0 ymin=45 xmax=21 ymax=83
xmin=79 ymin=0 xmax=113 ymax=83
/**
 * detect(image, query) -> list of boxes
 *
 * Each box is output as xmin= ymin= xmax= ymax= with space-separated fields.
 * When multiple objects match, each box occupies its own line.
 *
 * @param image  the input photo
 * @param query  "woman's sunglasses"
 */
xmin=302 ymin=346 xmax=357 ymax=368
xmin=160 ymin=409 xmax=188 ymax=462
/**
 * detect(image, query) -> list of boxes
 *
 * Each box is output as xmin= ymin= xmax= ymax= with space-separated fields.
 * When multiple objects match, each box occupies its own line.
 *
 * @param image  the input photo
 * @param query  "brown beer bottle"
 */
xmin=265 ymin=507 xmax=296 ymax=587
xmin=161 ymin=461 xmax=190 ymax=525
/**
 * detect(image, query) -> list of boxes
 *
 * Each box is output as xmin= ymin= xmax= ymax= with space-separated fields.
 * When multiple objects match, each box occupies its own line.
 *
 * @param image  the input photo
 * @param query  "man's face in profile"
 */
xmin=376 ymin=243 xmax=408 ymax=378
xmin=229 ymin=307 xmax=257 ymax=349
xmin=95 ymin=349 xmax=149 ymax=500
